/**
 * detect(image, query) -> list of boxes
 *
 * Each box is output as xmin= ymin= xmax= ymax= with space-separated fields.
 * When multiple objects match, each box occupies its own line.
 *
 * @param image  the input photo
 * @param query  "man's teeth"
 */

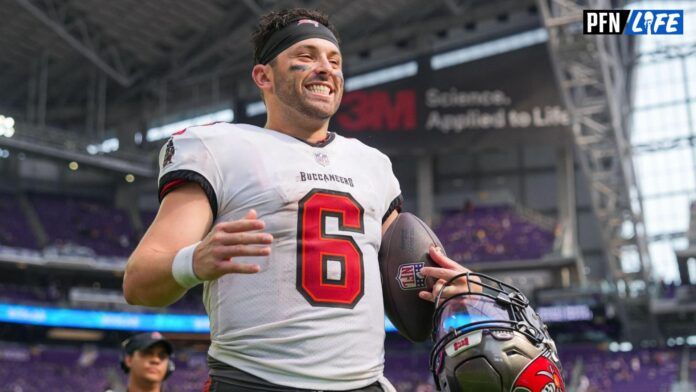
xmin=308 ymin=85 xmax=330 ymax=95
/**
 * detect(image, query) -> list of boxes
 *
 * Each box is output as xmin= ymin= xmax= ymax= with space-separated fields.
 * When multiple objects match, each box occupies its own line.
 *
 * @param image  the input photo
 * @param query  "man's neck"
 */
xmin=265 ymin=110 xmax=330 ymax=144
xmin=127 ymin=379 xmax=161 ymax=392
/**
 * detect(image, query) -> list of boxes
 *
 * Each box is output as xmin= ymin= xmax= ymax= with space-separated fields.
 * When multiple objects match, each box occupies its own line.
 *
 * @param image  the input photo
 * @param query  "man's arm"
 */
xmin=123 ymin=183 xmax=213 ymax=306
xmin=123 ymin=183 xmax=272 ymax=307
xmin=382 ymin=210 xmax=399 ymax=235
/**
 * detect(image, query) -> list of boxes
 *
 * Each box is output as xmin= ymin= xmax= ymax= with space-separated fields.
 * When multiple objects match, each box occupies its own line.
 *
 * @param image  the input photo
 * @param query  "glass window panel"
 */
xmin=630 ymin=0 xmax=695 ymax=283
xmin=686 ymin=56 xmax=696 ymax=99
xmin=634 ymin=148 xmax=694 ymax=197
xmin=671 ymin=236 xmax=688 ymax=251
xmin=636 ymin=168 xmax=661 ymax=197
xmin=620 ymin=246 xmax=641 ymax=273
xmin=643 ymin=194 xmax=691 ymax=236
xmin=648 ymin=240 xmax=681 ymax=283
xmin=633 ymin=60 xmax=686 ymax=109
xmin=631 ymin=103 xmax=689 ymax=144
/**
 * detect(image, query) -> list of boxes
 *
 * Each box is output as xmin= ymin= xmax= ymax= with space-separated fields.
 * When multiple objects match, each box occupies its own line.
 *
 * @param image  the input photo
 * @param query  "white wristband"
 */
xmin=171 ymin=242 xmax=204 ymax=289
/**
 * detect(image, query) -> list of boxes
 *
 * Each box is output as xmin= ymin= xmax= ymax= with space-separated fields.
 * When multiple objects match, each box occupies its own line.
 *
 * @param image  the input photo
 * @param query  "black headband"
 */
xmin=257 ymin=18 xmax=339 ymax=65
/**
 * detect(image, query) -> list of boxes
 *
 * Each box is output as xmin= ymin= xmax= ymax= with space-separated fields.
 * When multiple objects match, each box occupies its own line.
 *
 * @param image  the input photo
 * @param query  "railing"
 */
xmin=0 ymin=245 xmax=126 ymax=272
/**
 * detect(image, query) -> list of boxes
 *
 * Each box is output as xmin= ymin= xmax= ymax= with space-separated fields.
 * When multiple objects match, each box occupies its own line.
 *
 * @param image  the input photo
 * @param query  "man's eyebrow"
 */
xmin=293 ymin=44 xmax=342 ymax=57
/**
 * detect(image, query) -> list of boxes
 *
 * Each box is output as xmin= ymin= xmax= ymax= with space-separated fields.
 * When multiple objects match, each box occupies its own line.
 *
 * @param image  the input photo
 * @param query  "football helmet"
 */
xmin=429 ymin=272 xmax=564 ymax=392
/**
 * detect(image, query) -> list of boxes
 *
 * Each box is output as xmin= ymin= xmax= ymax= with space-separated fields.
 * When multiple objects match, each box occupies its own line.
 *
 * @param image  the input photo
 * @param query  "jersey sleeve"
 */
xmin=381 ymin=156 xmax=403 ymax=223
xmin=157 ymin=128 xmax=223 ymax=218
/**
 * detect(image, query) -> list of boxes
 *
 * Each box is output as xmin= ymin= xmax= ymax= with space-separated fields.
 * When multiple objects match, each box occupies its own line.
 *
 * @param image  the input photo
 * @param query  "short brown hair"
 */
xmin=251 ymin=8 xmax=340 ymax=65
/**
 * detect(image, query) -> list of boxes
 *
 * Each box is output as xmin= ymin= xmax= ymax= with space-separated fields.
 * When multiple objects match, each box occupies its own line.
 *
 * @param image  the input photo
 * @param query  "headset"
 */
xmin=119 ymin=335 xmax=175 ymax=380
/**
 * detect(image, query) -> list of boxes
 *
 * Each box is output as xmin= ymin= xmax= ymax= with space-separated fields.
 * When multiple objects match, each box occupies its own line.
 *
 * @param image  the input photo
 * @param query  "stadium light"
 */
xmin=0 ymin=115 xmax=16 ymax=138
xmin=246 ymin=101 xmax=267 ymax=117
xmin=430 ymin=28 xmax=548 ymax=70
xmin=146 ymin=108 xmax=234 ymax=142
xmin=86 ymin=137 xmax=119 ymax=155
xmin=344 ymin=61 xmax=418 ymax=92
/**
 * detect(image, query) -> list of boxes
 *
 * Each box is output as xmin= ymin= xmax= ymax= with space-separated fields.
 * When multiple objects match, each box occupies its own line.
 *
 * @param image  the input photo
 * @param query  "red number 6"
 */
xmin=297 ymin=189 xmax=365 ymax=308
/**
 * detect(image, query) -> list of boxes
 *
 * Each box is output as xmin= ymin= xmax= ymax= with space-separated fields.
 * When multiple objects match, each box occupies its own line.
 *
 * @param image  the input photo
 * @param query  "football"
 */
xmin=379 ymin=212 xmax=446 ymax=342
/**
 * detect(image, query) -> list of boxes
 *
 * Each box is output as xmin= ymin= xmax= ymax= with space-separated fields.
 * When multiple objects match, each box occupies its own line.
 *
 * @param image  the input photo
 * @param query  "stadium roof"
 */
xmin=0 ymin=0 xmax=540 ymax=141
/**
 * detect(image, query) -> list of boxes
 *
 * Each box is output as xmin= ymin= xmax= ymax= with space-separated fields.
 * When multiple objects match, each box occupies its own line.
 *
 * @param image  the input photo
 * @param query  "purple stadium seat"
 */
xmin=0 ymin=193 xmax=38 ymax=250
xmin=29 ymin=193 xmax=137 ymax=257
xmin=559 ymin=345 xmax=681 ymax=392
xmin=0 ymin=343 xmax=210 ymax=392
xmin=434 ymin=206 xmax=555 ymax=263
xmin=0 ymin=342 xmax=691 ymax=392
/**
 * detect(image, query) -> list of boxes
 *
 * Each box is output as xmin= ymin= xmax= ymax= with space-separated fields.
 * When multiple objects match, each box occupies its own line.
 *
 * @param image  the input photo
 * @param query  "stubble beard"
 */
xmin=274 ymin=75 xmax=339 ymax=121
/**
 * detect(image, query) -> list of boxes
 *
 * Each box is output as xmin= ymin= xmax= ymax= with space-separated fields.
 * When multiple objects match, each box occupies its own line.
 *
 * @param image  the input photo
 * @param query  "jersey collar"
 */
xmin=292 ymin=132 xmax=335 ymax=148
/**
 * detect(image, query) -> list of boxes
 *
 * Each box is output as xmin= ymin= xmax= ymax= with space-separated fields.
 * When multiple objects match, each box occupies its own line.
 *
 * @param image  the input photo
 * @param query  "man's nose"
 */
xmin=314 ymin=57 xmax=332 ymax=75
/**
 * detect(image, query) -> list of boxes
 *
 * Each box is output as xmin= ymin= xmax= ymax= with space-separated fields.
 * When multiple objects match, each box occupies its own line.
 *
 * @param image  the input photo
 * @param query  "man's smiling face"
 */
xmin=270 ymin=38 xmax=344 ymax=120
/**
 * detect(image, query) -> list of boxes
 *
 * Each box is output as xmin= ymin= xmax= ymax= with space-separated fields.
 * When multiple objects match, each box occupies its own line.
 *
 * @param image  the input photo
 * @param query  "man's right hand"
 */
xmin=124 ymin=183 xmax=273 ymax=307
xmin=193 ymin=209 xmax=273 ymax=281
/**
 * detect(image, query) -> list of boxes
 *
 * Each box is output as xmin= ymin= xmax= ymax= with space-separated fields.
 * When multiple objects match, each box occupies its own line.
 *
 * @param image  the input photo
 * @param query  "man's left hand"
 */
xmin=418 ymin=246 xmax=480 ymax=303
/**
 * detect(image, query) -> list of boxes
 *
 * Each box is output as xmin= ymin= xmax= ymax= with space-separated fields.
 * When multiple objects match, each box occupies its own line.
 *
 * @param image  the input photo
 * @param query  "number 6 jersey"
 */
xmin=158 ymin=122 xmax=402 ymax=390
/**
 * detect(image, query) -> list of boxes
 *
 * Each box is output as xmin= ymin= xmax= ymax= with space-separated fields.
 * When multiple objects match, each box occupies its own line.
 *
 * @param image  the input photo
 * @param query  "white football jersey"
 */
xmin=158 ymin=122 xmax=402 ymax=390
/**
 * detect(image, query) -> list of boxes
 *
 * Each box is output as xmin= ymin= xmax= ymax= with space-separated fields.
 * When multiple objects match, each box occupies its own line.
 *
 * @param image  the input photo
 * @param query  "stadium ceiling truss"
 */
xmin=539 ymin=0 xmax=660 ymax=342
xmin=13 ymin=0 xmax=138 ymax=87
xmin=539 ymin=0 xmax=651 ymax=284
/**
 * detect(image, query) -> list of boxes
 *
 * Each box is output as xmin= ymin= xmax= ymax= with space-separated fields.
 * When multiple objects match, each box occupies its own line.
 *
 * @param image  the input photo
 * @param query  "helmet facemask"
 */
xmin=429 ymin=272 xmax=564 ymax=392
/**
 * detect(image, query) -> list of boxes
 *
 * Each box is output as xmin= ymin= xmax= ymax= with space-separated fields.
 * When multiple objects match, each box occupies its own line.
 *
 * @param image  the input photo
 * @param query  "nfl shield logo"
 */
xmin=314 ymin=152 xmax=330 ymax=166
xmin=396 ymin=262 xmax=426 ymax=290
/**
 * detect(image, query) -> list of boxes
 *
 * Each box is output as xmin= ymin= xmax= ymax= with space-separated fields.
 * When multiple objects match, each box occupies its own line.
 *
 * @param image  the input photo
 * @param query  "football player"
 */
xmin=123 ymin=8 xmax=470 ymax=392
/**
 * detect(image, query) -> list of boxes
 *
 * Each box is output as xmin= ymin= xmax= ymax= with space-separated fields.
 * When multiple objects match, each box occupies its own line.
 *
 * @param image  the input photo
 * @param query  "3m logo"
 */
xmin=583 ymin=10 xmax=683 ymax=35
xmin=337 ymin=89 xmax=417 ymax=132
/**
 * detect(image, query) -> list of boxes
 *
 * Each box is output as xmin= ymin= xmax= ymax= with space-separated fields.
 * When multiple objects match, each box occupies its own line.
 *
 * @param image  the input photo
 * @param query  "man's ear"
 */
xmin=124 ymin=354 xmax=133 ymax=368
xmin=252 ymin=64 xmax=273 ymax=92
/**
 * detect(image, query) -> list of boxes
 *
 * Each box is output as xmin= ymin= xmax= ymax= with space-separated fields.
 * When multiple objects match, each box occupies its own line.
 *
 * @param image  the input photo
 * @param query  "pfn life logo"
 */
xmin=583 ymin=10 xmax=684 ymax=35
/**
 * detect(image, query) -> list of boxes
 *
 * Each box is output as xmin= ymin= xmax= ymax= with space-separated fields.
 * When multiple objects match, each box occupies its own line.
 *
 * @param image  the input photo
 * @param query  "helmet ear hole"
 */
xmin=451 ymin=357 xmax=502 ymax=392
